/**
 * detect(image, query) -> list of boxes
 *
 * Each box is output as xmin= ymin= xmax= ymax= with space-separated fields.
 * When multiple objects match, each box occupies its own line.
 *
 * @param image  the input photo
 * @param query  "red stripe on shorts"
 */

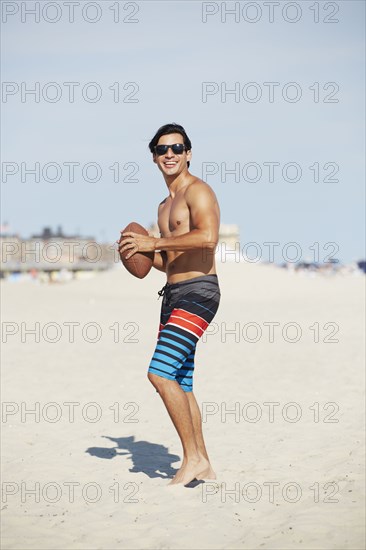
xmin=167 ymin=308 xmax=209 ymax=337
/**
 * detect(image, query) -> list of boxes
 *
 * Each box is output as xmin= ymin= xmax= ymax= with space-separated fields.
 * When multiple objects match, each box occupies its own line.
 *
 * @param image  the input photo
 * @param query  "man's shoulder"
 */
xmin=185 ymin=177 xmax=216 ymax=200
xmin=158 ymin=196 xmax=169 ymax=208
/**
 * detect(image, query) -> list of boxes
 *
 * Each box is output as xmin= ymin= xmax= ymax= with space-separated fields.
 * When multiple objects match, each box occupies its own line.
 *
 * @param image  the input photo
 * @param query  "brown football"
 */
xmin=119 ymin=222 xmax=154 ymax=279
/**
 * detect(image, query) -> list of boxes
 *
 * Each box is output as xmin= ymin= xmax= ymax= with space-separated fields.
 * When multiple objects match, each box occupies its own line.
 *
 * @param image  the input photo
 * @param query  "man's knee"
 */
xmin=147 ymin=371 xmax=157 ymax=386
xmin=148 ymin=371 xmax=165 ymax=391
xmin=147 ymin=371 xmax=176 ymax=393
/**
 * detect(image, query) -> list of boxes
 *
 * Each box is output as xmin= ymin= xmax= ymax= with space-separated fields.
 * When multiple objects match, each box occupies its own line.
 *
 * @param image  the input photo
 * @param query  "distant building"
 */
xmin=30 ymin=225 xmax=94 ymax=241
xmin=1 ymin=225 xmax=117 ymax=279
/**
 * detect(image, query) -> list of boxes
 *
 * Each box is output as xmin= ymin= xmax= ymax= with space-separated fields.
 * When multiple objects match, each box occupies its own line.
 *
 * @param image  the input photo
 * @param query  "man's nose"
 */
xmin=165 ymin=146 xmax=174 ymax=157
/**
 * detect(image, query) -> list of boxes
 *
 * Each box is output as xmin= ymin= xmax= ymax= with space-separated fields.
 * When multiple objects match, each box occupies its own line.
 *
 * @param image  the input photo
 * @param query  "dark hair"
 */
xmin=148 ymin=123 xmax=192 ymax=168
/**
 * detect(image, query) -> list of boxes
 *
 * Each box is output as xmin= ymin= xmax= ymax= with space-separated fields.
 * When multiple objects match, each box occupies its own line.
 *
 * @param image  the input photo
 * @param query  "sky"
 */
xmin=1 ymin=0 xmax=365 ymax=263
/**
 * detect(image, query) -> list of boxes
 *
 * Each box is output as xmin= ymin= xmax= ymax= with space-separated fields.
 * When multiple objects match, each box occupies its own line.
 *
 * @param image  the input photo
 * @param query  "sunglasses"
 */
xmin=154 ymin=143 xmax=187 ymax=156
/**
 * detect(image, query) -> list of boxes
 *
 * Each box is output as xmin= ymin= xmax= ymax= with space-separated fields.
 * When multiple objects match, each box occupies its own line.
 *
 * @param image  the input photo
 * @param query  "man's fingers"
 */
xmin=126 ymin=244 xmax=139 ymax=259
xmin=118 ymin=237 xmax=133 ymax=247
xmin=119 ymin=241 xmax=138 ymax=253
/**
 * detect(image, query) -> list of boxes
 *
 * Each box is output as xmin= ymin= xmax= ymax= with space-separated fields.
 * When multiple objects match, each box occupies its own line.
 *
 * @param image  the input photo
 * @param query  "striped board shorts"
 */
xmin=148 ymin=274 xmax=221 ymax=392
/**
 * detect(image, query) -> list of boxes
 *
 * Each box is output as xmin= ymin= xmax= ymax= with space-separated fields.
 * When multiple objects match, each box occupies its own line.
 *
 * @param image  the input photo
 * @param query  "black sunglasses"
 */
xmin=154 ymin=143 xmax=187 ymax=156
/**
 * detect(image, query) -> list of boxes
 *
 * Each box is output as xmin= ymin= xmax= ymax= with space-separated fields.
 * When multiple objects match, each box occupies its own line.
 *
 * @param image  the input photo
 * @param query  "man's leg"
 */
xmin=176 ymin=349 xmax=216 ymax=479
xmin=148 ymin=373 xmax=210 ymax=485
xmin=147 ymin=277 xmax=221 ymax=485
xmin=186 ymin=391 xmax=216 ymax=479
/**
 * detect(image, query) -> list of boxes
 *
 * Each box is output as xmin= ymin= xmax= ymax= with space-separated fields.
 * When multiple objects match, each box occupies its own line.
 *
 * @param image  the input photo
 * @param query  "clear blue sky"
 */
xmin=1 ymin=0 xmax=365 ymax=263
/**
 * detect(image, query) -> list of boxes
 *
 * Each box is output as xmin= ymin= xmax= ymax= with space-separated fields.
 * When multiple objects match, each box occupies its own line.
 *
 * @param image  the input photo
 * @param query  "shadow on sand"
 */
xmin=86 ymin=435 xmax=181 ymax=480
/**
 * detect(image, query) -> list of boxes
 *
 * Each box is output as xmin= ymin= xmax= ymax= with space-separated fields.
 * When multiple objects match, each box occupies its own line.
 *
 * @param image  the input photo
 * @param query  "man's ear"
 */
xmin=152 ymin=154 xmax=157 ymax=164
xmin=186 ymin=149 xmax=192 ymax=162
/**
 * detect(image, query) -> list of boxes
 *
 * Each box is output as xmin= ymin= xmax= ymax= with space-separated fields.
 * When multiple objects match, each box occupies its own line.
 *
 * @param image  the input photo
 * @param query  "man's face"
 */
xmin=153 ymin=133 xmax=192 ymax=177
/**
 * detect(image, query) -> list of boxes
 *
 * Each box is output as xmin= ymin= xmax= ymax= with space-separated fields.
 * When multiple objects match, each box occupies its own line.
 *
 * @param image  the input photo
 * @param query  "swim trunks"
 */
xmin=148 ymin=274 xmax=221 ymax=392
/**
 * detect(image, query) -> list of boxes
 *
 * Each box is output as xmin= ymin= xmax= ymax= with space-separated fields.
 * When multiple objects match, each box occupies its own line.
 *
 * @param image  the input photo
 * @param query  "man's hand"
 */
xmin=117 ymin=231 xmax=157 ymax=260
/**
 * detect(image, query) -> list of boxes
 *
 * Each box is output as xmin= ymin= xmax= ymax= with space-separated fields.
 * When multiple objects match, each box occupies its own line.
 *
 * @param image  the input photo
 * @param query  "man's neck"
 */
xmin=164 ymin=170 xmax=191 ymax=198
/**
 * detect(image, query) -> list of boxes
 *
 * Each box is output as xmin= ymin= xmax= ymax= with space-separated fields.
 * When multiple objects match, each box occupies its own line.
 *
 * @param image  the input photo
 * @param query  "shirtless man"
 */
xmin=118 ymin=123 xmax=221 ymax=486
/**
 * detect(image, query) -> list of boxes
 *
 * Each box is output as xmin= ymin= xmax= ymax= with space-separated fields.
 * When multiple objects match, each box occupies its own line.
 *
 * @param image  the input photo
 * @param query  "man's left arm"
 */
xmin=155 ymin=185 xmax=219 ymax=252
xmin=118 ymin=184 xmax=219 ymax=258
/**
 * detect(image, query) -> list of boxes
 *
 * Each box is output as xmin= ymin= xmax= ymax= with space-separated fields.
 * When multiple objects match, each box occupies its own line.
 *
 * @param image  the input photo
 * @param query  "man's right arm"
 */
xmin=152 ymin=250 xmax=167 ymax=272
xmin=152 ymin=203 xmax=167 ymax=273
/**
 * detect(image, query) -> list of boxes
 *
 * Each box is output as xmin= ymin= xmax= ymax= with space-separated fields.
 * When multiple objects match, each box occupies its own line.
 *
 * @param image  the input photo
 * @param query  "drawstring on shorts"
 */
xmin=158 ymin=282 xmax=172 ymax=303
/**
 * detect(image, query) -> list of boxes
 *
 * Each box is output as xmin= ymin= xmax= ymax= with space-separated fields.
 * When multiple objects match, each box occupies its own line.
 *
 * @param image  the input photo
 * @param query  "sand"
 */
xmin=1 ymin=262 xmax=365 ymax=549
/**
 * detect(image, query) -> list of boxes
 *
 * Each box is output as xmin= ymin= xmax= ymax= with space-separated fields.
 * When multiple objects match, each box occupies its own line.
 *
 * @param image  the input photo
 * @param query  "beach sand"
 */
xmin=1 ymin=262 xmax=365 ymax=549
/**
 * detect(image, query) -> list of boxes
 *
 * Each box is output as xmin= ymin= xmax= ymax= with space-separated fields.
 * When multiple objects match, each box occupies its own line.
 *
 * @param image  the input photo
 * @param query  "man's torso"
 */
xmin=158 ymin=178 xmax=220 ymax=283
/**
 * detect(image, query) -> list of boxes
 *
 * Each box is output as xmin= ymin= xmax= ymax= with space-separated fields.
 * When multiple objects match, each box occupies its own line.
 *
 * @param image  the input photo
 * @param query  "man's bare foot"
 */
xmin=195 ymin=464 xmax=216 ymax=480
xmin=168 ymin=456 xmax=210 ymax=486
xmin=195 ymin=452 xmax=216 ymax=480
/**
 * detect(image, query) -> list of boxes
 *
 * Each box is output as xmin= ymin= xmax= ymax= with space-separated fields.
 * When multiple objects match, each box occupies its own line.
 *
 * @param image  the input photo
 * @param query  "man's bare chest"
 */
xmin=158 ymin=196 xmax=190 ymax=235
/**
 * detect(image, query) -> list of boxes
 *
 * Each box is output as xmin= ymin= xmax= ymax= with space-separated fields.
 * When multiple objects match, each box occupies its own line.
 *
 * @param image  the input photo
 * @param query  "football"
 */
xmin=119 ymin=222 xmax=154 ymax=279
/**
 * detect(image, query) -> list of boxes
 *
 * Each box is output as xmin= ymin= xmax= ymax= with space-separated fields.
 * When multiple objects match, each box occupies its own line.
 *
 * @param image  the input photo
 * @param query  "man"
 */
xmin=118 ymin=123 xmax=221 ymax=486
